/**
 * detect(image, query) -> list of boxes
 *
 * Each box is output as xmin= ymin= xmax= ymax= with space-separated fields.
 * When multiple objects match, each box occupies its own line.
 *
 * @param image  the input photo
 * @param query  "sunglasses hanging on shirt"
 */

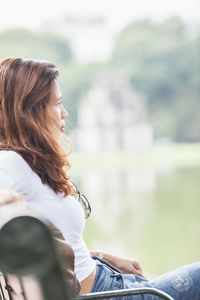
xmin=69 ymin=181 xmax=91 ymax=219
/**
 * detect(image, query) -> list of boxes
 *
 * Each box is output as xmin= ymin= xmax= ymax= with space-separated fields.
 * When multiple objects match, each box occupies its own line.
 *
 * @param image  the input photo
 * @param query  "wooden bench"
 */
xmin=0 ymin=202 xmax=173 ymax=300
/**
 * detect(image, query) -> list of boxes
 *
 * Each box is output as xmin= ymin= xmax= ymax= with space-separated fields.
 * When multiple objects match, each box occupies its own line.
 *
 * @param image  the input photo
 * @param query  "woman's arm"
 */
xmin=90 ymin=250 xmax=146 ymax=278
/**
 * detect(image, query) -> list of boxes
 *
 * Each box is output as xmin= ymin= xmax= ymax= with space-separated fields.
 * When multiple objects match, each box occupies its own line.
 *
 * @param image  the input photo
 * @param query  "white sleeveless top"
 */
xmin=0 ymin=150 xmax=96 ymax=282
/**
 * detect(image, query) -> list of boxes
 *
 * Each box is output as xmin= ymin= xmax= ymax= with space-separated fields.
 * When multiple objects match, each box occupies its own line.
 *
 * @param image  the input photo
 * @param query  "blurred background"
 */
xmin=1 ymin=0 xmax=199 ymax=278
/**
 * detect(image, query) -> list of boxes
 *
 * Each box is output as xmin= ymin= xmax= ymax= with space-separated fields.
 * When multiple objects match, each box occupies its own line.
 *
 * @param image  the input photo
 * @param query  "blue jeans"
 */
xmin=91 ymin=256 xmax=200 ymax=299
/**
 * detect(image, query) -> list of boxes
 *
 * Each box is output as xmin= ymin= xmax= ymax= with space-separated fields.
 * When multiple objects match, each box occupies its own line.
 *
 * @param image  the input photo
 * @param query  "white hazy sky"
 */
xmin=1 ymin=0 xmax=200 ymax=32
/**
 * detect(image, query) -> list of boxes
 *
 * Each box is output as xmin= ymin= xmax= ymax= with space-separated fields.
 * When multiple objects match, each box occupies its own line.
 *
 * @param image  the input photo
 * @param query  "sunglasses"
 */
xmin=70 ymin=181 xmax=91 ymax=219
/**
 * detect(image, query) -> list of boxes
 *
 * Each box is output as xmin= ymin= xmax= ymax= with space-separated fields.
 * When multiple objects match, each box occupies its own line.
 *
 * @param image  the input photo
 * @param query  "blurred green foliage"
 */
xmin=0 ymin=28 xmax=73 ymax=63
xmin=58 ymin=62 xmax=103 ymax=129
xmin=111 ymin=16 xmax=200 ymax=141
xmin=0 ymin=17 xmax=199 ymax=141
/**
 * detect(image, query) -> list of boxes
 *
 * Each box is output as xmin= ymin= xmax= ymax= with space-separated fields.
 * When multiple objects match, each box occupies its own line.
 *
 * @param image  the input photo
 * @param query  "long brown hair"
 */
xmin=0 ymin=57 xmax=72 ymax=196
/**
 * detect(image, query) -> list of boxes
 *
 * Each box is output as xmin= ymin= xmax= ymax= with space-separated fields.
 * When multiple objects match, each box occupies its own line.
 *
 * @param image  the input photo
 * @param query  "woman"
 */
xmin=0 ymin=57 xmax=199 ymax=299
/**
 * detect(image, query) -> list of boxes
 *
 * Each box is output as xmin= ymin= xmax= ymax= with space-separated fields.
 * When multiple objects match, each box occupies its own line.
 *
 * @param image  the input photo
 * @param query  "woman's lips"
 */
xmin=60 ymin=125 xmax=65 ymax=132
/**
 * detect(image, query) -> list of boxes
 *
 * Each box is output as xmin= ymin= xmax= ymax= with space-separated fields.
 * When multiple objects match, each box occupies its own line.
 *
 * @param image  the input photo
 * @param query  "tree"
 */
xmin=0 ymin=28 xmax=73 ymax=64
xmin=111 ymin=17 xmax=200 ymax=141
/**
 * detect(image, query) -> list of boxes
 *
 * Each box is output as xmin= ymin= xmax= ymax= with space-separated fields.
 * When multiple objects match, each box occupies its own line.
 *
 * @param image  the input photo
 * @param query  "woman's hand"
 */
xmin=0 ymin=188 xmax=24 ymax=206
xmin=90 ymin=251 xmax=146 ymax=278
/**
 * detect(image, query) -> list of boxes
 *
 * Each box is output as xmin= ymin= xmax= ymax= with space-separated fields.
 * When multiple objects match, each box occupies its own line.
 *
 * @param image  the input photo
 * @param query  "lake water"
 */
xmin=70 ymin=150 xmax=200 ymax=278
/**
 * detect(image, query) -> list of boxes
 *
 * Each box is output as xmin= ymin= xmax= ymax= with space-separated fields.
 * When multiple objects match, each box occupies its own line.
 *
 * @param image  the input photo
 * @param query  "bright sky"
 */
xmin=0 ymin=0 xmax=199 ymax=32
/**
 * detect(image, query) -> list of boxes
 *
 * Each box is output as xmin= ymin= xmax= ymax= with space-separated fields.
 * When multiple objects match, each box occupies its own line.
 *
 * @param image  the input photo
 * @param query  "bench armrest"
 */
xmin=75 ymin=287 xmax=174 ymax=300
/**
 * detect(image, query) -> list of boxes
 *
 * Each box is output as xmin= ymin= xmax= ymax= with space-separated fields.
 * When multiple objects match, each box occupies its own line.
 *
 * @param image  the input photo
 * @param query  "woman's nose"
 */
xmin=61 ymin=106 xmax=68 ymax=119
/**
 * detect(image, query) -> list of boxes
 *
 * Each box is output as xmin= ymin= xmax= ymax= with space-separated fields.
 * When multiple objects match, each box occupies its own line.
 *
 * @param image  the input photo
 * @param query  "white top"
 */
xmin=0 ymin=150 xmax=96 ymax=282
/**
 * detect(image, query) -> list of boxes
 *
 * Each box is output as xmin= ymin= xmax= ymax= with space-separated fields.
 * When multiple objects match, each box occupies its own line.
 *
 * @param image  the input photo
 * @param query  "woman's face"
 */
xmin=47 ymin=80 xmax=68 ymax=133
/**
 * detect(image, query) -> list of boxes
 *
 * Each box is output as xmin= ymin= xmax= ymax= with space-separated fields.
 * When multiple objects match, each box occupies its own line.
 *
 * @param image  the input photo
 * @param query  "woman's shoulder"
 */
xmin=0 ymin=150 xmax=21 ymax=160
xmin=0 ymin=150 xmax=35 ymax=182
xmin=0 ymin=150 xmax=29 ymax=168
xmin=0 ymin=151 xmax=22 ymax=189
xmin=0 ymin=150 xmax=41 ymax=196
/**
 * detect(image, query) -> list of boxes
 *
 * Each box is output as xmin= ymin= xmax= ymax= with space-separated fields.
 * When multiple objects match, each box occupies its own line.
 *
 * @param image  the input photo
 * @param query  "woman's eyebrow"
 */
xmin=57 ymin=96 xmax=63 ymax=102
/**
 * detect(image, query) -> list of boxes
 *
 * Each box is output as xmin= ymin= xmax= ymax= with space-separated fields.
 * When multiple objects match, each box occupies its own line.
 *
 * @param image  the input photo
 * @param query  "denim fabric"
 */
xmin=91 ymin=256 xmax=200 ymax=300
